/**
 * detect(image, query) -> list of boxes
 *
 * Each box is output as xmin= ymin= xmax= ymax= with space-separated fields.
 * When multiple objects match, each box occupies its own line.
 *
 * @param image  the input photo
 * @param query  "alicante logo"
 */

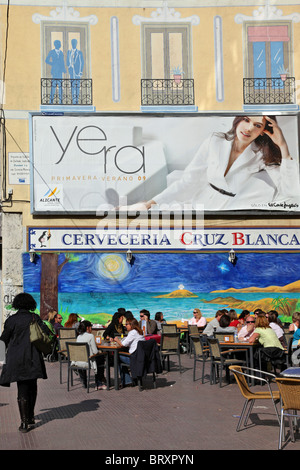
xmin=40 ymin=187 xmax=61 ymax=203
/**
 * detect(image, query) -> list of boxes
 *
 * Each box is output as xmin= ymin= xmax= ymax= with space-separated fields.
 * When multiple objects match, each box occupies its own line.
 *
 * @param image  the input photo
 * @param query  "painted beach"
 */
xmin=22 ymin=251 xmax=300 ymax=323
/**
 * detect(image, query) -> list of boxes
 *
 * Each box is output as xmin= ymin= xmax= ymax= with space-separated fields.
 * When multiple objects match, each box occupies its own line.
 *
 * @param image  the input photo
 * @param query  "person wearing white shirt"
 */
xmin=75 ymin=321 xmax=106 ymax=390
xmin=189 ymin=308 xmax=207 ymax=328
xmin=113 ymin=318 xmax=145 ymax=388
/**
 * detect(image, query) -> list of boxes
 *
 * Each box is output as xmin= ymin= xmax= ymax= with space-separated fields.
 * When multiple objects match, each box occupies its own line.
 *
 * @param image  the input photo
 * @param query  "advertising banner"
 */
xmin=30 ymin=113 xmax=300 ymax=214
xmin=27 ymin=226 xmax=300 ymax=252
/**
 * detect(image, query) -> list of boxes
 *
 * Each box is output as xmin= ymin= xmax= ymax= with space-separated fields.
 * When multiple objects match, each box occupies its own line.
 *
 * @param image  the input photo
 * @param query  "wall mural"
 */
xmin=21 ymin=251 xmax=300 ymax=325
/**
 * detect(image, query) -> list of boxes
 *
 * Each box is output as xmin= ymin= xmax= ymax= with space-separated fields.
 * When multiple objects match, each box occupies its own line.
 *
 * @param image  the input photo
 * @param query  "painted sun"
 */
xmin=98 ymin=254 xmax=130 ymax=281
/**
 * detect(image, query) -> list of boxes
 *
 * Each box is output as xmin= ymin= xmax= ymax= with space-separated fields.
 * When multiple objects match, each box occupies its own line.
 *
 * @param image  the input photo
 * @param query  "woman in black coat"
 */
xmin=0 ymin=293 xmax=52 ymax=433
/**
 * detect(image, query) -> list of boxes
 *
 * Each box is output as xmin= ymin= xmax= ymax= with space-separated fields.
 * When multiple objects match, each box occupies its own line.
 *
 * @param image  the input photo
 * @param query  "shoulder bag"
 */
xmin=30 ymin=314 xmax=54 ymax=355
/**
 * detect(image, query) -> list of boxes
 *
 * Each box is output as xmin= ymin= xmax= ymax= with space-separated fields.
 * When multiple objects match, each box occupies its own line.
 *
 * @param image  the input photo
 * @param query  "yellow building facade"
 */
xmin=1 ymin=0 xmax=300 ymax=326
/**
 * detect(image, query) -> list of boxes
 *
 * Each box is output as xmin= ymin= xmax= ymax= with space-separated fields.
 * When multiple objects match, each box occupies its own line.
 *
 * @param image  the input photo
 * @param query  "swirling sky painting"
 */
xmin=23 ymin=252 xmax=300 ymax=294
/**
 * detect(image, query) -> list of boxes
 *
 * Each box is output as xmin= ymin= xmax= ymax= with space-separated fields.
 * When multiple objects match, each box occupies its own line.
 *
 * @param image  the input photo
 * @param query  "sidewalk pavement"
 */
xmin=0 ymin=352 xmax=299 ymax=454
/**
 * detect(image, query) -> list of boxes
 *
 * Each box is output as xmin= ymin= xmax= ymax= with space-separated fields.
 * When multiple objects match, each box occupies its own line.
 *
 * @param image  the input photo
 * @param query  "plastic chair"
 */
xmin=190 ymin=335 xmax=210 ymax=383
xmin=160 ymin=332 xmax=182 ymax=373
xmin=229 ymin=365 xmax=280 ymax=432
xmin=66 ymin=342 xmax=99 ymax=393
xmin=206 ymin=337 xmax=248 ymax=387
xmin=275 ymin=376 xmax=300 ymax=449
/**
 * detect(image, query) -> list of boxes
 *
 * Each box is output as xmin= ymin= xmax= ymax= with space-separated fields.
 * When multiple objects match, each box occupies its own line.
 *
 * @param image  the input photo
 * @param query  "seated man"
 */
xmin=138 ymin=309 xmax=157 ymax=335
xmin=53 ymin=313 xmax=64 ymax=336
xmin=238 ymin=315 xmax=256 ymax=342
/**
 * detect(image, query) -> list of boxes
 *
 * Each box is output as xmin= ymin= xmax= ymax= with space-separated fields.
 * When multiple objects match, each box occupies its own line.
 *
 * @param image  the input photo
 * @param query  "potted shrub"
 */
xmin=277 ymin=65 xmax=289 ymax=82
xmin=171 ymin=66 xmax=184 ymax=83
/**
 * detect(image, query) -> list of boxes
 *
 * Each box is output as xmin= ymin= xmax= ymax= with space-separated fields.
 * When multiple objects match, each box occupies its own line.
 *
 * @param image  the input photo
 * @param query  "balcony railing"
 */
xmin=243 ymin=77 xmax=296 ymax=105
xmin=141 ymin=78 xmax=195 ymax=106
xmin=41 ymin=78 xmax=93 ymax=106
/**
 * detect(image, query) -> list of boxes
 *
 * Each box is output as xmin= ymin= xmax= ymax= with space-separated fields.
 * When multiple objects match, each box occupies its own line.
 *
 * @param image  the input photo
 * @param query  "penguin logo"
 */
xmin=38 ymin=230 xmax=51 ymax=247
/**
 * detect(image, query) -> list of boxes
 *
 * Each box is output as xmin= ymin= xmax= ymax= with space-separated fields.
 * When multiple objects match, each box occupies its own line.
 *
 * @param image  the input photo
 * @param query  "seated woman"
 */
xmin=189 ymin=308 xmax=207 ymax=328
xmin=267 ymin=311 xmax=285 ymax=346
xmin=75 ymin=321 xmax=106 ymax=390
xmin=112 ymin=318 xmax=145 ymax=388
xmin=102 ymin=311 xmax=125 ymax=340
xmin=249 ymin=313 xmax=285 ymax=370
xmin=154 ymin=312 xmax=166 ymax=333
xmin=228 ymin=309 xmax=239 ymax=327
xmin=64 ymin=313 xmax=83 ymax=332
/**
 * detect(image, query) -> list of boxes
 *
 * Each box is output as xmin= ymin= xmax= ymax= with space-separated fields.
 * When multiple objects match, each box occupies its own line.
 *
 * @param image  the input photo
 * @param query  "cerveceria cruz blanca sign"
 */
xmin=27 ymin=227 xmax=300 ymax=252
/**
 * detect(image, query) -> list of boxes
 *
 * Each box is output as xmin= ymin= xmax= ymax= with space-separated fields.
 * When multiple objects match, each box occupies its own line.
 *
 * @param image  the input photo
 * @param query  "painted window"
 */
xmin=42 ymin=23 xmax=89 ymax=78
xmin=142 ymin=24 xmax=191 ymax=79
xmin=246 ymin=22 xmax=291 ymax=86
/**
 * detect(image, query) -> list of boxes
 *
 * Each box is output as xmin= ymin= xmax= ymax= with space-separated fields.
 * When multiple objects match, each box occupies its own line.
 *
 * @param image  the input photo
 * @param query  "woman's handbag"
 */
xmin=29 ymin=315 xmax=53 ymax=355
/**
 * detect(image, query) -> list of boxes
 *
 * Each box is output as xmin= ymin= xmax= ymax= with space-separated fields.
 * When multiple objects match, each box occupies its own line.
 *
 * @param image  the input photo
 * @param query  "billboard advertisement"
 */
xmin=30 ymin=113 xmax=300 ymax=214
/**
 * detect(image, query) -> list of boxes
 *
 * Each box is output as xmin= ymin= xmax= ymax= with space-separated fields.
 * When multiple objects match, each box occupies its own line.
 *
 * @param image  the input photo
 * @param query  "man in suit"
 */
xmin=45 ymin=40 xmax=66 ymax=104
xmin=67 ymin=39 xmax=84 ymax=104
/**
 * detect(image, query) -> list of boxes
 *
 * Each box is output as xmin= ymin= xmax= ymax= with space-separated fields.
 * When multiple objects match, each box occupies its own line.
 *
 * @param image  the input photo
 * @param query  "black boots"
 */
xmin=17 ymin=392 xmax=36 ymax=433
xmin=17 ymin=398 xmax=30 ymax=433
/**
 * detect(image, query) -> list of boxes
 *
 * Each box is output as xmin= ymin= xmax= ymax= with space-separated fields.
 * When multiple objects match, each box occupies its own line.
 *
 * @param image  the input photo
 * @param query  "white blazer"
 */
xmin=153 ymin=134 xmax=300 ymax=211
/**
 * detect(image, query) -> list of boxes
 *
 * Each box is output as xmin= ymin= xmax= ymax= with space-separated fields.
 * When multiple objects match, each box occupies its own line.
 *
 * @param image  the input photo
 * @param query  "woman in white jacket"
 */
xmin=141 ymin=115 xmax=300 ymax=211
xmin=75 ymin=321 xmax=106 ymax=390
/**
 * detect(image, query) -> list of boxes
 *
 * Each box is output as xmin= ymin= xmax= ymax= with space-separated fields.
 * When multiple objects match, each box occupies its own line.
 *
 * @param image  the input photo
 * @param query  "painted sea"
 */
xmin=29 ymin=291 xmax=299 ymax=322
xmin=22 ymin=251 xmax=300 ymax=323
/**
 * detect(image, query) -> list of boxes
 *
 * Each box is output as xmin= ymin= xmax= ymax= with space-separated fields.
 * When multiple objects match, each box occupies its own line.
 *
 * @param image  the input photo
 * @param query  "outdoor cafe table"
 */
xmin=97 ymin=342 xmax=129 ymax=391
xmin=219 ymin=341 xmax=259 ymax=386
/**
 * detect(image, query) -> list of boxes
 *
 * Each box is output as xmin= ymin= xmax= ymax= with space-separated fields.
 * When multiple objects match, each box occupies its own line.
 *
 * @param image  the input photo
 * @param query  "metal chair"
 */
xmin=229 ymin=365 xmax=280 ymax=432
xmin=206 ymin=337 xmax=248 ymax=387
xmin=129 ymin=339 xmax=163 ymax=391
xmin=275 ymin=376 xmax=300 ymax=449
xmin=161 ymin=324 xmax=178 ymax=333
xmin=188 ymin=325 xmax=199 ymax=356
xmin=160 ymin=332 xmax=182 ymax=373
xmin=66 ymin=342 xmax=98 ymax=393
xmin=57 ymin=338 xmax=77 ymax=384
xmin=258 ymin=346 xmax=287 ymax=375
xmin=190 ymin=335 xmax=210 ymax=383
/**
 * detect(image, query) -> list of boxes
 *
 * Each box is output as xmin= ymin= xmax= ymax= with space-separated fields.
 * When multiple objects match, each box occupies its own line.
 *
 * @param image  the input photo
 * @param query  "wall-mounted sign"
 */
xmin=9 ymin=152 xmax=30 ymax=184
xmin=27 ymin=226 xmax=300 ymax=252
xmin=30 ymin=113 xmax=300 ymax=215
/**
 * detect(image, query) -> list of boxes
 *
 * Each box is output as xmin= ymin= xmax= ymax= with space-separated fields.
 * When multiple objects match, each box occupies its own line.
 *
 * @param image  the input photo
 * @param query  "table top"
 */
xmin=97 ymin=342 xmax=123 ymax=350
xmin=219 ymin=341 xmax=257 ymax=347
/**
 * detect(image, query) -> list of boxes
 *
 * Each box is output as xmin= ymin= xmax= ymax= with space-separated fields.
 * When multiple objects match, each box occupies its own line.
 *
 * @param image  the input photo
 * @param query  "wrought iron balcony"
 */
xmin=141 ymin=78 xmax=195 ymax=106
xmin=243 ymin=77 xmax=296 ymax=105
xmin=41 ymin=78 xmax=93 ymax=106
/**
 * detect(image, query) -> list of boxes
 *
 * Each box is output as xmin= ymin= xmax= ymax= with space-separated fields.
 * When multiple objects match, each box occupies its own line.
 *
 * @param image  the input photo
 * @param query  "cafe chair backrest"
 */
xmin=66 ymin=342 xmax=90 ymax=364
xmin=59 ymin=327 xmax=77 ymax=339
xmin=206 ymin=337 xmax=222 ymax=360
xmin=161 ymin=324 xmax=177 ymax=333
xmin=160 ymin=332 xmax=180 ymax=352
xmin=190 ymin=335 xmax=207 ymax=357
xmin=188 ymin=325 xmax=199 ymax=335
